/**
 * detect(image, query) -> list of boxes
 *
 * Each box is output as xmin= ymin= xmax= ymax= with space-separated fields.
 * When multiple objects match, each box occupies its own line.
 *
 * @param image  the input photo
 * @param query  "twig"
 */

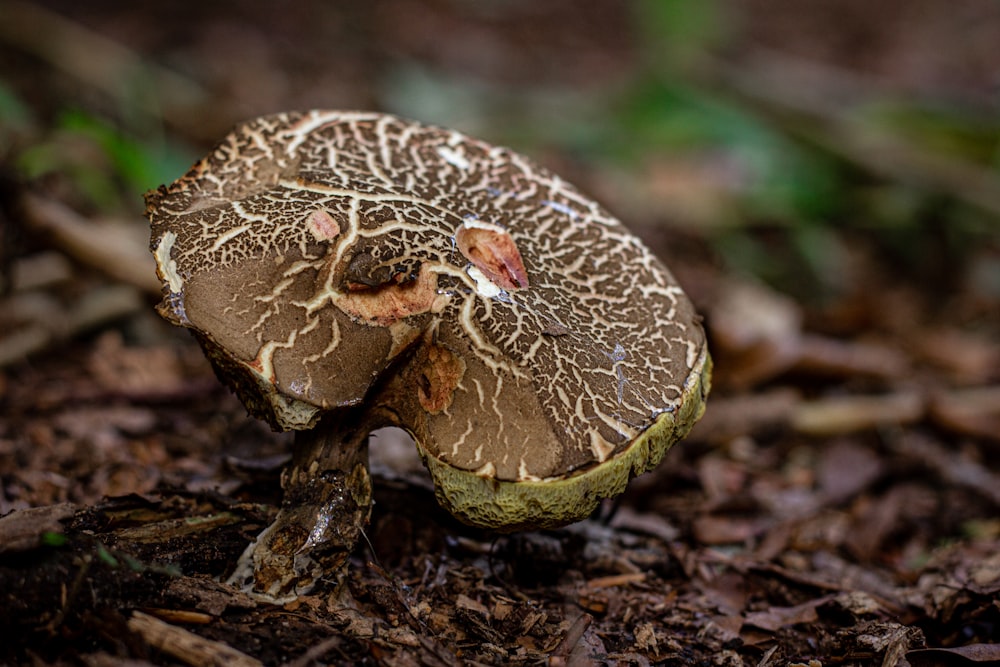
xmin=893 ymin=433 xmax=1000 ymax=507
xmin=791 ymin=392 xmax=924 ymax=436
xmin=128 ymin=610 xmax=263 ymax=667
xmin=0 ymin=322 xmax=52 ymax=367
xmin=698 ymin=384 xmax=999 ymax=441
xmin=548 ymin=613 xmax=593 ymax=666
xmin=19 ymin=193 xmax=161 ymax=295
xmin=793 ymin=335 xmax=908 ymax=381
xmin=366 ymin=561 xmax=462 ymax=667
xmin=0 ymin=285 xmax=144 ymax=367
xmin=282 ymin=635 xmax=345 ymax=667
xmin=929 ymin=385 xmax=1000 ymax=443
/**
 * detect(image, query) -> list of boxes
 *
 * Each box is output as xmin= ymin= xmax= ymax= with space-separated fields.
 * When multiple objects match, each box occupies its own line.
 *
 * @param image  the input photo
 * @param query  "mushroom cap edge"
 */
xmin=417 ymin=345 xmax=712 ymax=531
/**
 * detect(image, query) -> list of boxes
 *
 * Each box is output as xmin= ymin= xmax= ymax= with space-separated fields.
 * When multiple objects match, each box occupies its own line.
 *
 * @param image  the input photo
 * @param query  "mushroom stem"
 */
xmin=227 ymin=411 xmax=374 ymax=601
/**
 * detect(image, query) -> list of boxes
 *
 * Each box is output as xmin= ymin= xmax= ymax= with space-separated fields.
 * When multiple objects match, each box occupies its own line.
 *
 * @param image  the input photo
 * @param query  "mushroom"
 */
xmin=146 ymin=111 xmax=711 ymax=601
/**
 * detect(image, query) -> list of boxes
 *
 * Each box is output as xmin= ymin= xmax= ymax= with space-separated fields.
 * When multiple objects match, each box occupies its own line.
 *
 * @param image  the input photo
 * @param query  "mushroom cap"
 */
xmin=146 ymin=111 xmax=710 ymax=530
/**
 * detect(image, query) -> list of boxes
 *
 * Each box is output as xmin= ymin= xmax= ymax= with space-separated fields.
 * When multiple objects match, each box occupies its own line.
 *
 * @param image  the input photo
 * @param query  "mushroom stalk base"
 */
xmin=226 ymin=413 xmax=373 ymax=602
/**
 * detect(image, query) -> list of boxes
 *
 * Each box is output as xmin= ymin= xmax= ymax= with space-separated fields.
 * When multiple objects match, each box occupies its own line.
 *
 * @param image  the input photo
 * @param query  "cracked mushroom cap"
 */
xmin=146 ymin=111 xmax=710 ymax=531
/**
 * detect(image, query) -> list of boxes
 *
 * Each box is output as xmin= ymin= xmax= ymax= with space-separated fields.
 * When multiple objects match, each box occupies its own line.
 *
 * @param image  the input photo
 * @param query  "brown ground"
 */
xmin=1 ymin=2 xmax=999 ymax=665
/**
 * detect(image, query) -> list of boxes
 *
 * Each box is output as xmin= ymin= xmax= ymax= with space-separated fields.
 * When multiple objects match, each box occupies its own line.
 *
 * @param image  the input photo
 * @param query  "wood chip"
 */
xmin=585 ymin=572 xmax=647 ymax=589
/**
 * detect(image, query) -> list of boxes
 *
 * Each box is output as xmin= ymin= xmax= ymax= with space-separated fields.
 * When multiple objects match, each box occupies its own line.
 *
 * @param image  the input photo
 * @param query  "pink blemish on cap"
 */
xmin=307 ymin=209 xmax=341 ymax=241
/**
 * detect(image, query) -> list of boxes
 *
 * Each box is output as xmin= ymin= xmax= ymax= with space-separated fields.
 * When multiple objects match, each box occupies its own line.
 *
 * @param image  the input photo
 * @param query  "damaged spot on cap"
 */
xmin=417 ymin=344 xmax=466 ymax=414
xmin=154 ymin=231 xmax=183 ymax=294
xmin=456 ymin=219 xmax=529 ymax=291
xmin=306 ymin=209 xmax=341 ymax=241
xmin=331 ymin=263 xmax=446 ymax=328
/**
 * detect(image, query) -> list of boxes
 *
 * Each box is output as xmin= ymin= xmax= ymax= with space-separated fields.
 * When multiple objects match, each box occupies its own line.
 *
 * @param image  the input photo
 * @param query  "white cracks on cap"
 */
xmin=306 ymin=208 xmax=341 ymax=241
xmin=437 ymin=145 xmax=470 ymax=170
xmin=672 ymin=335 xmax=701 ymax=369
xmin=517 ymin=458 xmax=543 ymax=482
xmin=153 ymin=231 xmax=190 ymax=326
xmin=154 ymin=231 xmax=183 ymax=294
xmin=209 ymin=224 xmax=252 ymax=253
xmin=589 ymin=429 xmax=616 ymax=463
xmin=247 ymin=331 xmax=322 ymax=429
xmin=472 ymin=461 xmax=497 ymax=479
xmin=248 ymin=327 xmax=306 ymax=388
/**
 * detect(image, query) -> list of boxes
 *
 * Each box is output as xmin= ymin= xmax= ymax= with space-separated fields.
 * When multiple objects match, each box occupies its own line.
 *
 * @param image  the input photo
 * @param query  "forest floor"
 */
xmin=1 ymin=1 xmax=999 ymax=665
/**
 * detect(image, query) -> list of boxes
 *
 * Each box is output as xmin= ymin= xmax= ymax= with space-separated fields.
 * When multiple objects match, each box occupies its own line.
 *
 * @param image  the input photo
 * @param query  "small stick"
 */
xmin=128 ymin=610 xmax=263 ymax=667
xmin=20 ymin=194 xmax=162 ymax=295
xmin=548 ymin=613 xmax=593 ymax=666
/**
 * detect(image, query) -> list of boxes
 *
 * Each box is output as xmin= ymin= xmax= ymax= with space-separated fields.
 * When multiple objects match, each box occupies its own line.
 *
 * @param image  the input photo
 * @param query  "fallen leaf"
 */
xmin=908 ymin=643 xmax=1000 ymax=665
xmin=744 ymin=596 xmax=832 ymax=632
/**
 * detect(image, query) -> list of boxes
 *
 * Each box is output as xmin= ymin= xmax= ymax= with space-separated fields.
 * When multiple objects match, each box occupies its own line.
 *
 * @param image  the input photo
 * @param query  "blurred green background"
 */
xmin=1 ymin=0 xmax=998 ymax=305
